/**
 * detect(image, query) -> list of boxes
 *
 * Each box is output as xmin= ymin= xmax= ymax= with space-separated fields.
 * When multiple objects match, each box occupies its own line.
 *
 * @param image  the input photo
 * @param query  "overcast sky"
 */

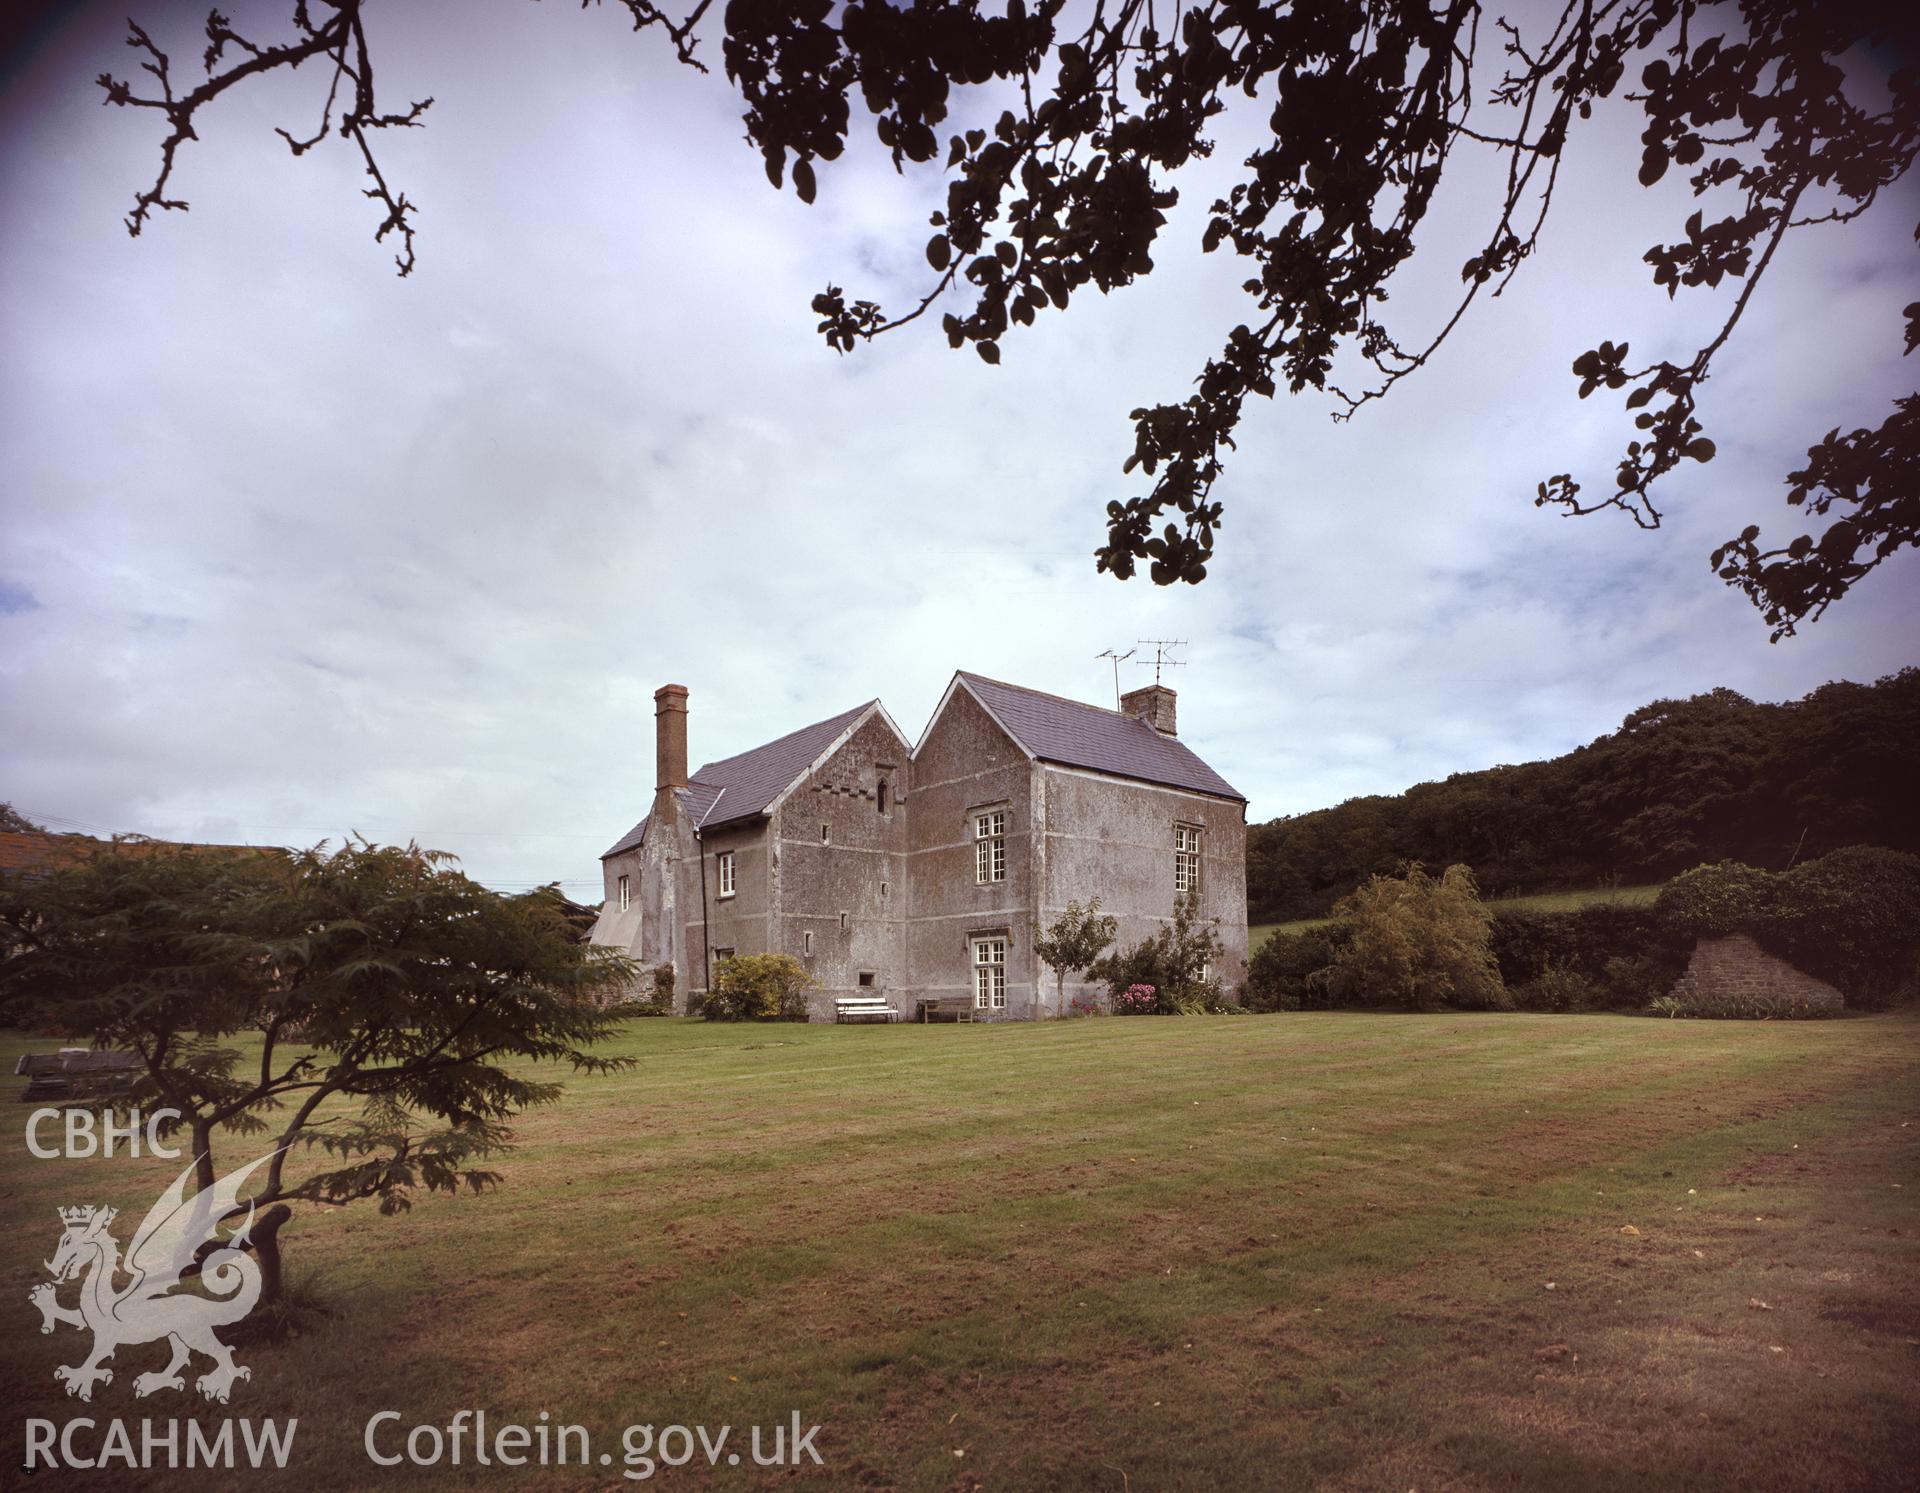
xmin=2 ymin=1 xmax=1915 ymax=896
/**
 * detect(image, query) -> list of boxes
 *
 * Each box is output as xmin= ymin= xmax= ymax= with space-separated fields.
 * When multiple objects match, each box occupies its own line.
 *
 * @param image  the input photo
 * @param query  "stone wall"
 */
xmin=1668 ymin=934 xmax=1844 ymax=1014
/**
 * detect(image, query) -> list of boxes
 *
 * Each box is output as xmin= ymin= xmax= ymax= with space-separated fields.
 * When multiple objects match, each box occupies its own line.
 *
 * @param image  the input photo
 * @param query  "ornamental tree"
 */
xmin=94 ymin=1 xmax=1917 ymax=633
xmin=1033 ymin=897 xmax=1119 ymax=1016
xmin=0 ymin=839 xmax=635 ymax=1302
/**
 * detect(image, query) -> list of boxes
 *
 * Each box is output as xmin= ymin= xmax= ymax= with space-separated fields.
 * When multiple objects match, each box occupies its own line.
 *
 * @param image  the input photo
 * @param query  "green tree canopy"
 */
xmin=97 ymin=0 xmax=1918 ymax=634
xmin=1325 ymin=862 xmax=1507 ymax=1011
xmin=0 ymin=839 xmax=634 ymax=1301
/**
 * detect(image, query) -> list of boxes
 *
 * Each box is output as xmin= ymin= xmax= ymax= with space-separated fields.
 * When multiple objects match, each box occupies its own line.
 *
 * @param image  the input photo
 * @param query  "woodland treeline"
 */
xmin=1248 ymin=668 xmax=1920 ymax=924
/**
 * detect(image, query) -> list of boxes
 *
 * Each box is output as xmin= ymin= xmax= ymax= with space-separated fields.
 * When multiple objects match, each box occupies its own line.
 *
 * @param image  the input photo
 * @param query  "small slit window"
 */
xmin=617 ymin=873 xmax=630 ymax=911
xmin=821 ymin=823 xmax=831 ymax=844
xmin=802 ymin=930 xmax=814 ymax=956
xmin=878 ymin=781 xmax=889 ymax=813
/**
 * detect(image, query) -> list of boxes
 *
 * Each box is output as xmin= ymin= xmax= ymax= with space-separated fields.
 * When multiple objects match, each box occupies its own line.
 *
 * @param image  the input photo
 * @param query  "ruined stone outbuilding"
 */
xmin=589 ymin=672 xmax=1249 ymax=1020
xmin=1667 ymin=933 xmax=1846 ymax=1014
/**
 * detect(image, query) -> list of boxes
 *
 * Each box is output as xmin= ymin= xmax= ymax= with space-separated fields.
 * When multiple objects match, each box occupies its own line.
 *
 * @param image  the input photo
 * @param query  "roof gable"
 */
xmin=601 ymin=702 xmax=885 ymax=857
xmin=939 ymin=672 xmax=1243 ymax=801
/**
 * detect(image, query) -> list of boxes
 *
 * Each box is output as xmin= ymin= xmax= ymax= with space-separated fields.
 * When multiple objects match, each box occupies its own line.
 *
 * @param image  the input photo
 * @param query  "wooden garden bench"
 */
xmin=916 ymin=996 xmax=976 ymax=1023
xmin=15 ymin=1049 xmax=142 ymax=1103
xmin=834 ymin=996 xmax=899 ymax=1024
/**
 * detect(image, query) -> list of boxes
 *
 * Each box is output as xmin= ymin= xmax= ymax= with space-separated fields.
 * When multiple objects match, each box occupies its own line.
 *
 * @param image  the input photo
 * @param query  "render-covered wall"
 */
xmin=590 ymin=842 xmax=646 ymax=999
xmin=1038 ymin=764 xmax=1248 ymax=1011
xmin=774 ymin=710 xmax=911 ymax=1019
xmin=906 ymin=686 xmax=1037 ymax=1019
xmin=681 ymin=818 xmax=773 ymax=1001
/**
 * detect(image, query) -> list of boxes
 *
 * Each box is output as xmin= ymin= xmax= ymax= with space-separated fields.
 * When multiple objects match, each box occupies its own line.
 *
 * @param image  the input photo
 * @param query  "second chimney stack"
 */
xmin=1120 ymin=684 xmax=1177 ymax=735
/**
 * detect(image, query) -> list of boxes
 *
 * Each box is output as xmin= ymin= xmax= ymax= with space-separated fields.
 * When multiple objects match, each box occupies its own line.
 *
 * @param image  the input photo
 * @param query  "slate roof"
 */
xmin=955 ymin=672 xmax=1244 ymax=801
xmin=601 ymin=702 xmax=875 ymax=858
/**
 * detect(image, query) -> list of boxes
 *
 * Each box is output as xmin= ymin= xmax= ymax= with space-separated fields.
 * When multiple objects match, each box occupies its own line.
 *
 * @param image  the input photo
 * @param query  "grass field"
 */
xmin=5 ymin=1011 xmax=1917 ymax=1489
xmin=1251 ymin=883 xmax=1665 ymax=949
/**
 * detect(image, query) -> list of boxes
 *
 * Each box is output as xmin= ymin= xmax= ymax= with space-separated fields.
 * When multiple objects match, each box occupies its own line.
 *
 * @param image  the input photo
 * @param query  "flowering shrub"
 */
xmin=1067 ymin=992 xmax=1107 ymax=1017
xmin=1113 ymin=983 xmax=1159 ymax=1016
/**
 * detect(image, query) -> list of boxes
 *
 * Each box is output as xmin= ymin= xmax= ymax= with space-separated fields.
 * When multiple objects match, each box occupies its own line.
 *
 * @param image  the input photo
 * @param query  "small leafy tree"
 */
xmin=1032 ymin=899 xmax=1118 ymax=1018
xmin=0 ymin=840 xmax=635 ymax=1303
xmin=1088 ymin=889 xmax=1226 ymax=1014
xmin=1325 ymin=863 xmax=1507 ymax=1012
xmin=701 ymin=953 xmax=815 ymax=1022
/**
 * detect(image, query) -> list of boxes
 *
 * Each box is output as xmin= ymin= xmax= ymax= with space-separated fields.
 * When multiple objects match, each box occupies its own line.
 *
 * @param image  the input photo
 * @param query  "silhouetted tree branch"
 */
xmin=98 ymin=0 xmax=1919 ymax=632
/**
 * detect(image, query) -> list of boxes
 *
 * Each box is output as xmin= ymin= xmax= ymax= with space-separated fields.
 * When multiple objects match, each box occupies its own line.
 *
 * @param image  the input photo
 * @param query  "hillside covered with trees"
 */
xmin=1248 ymin=669 xmax=1920 ymax=924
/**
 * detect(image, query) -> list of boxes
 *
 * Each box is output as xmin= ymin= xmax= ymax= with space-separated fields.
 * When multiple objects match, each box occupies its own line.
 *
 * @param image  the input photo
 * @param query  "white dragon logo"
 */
xmin=29 ymin=1149 xmax=281 ymax=1403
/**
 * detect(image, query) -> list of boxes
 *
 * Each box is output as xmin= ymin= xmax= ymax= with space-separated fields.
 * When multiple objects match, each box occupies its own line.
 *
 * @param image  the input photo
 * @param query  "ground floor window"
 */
xmin=972 ymin=936 xmax=1007 ymax=1009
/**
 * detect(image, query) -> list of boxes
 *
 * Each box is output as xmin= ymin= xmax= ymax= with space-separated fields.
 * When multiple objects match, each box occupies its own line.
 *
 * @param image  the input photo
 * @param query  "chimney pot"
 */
xmin=655 ymin=684 xmax=689 ymax=792
xmin=1120 ymin=684 xmax=1177 ymax=735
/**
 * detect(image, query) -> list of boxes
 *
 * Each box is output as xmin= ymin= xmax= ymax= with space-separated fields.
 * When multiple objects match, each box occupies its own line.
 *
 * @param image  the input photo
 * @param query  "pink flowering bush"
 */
xmin=1067 ymin=991 xmax=1107 ymax=1017
xmin=1113 ymin=983 xmax=1159 ymax=1016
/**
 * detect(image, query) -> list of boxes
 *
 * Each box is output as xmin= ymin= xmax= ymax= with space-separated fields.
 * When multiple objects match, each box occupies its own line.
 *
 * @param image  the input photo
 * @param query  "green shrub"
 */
xmin=1511 ymin=960 xmax=1603 ymax=1013
xmin=1657 ymin=860 xmax=1781 ymax=938
xmin=1599 ymin=953 xmax=1674 ymax=1007
xmin=603 ymin=997 xmax=671 ymax=1018
xmin=1244 ymin=922 xmax=1353 ymax=1012
xmin=1656 ymin=846 xmax=1920 ymax=1008
xmin=1489 ymin=905 xmax=1689 ymax=1007
xmin=1763 ymin=846 xmax=1920 ymax=1008
xmin=1087 ymin=890 xmax=1228 ymax=1014
xmin=701 ymin=953 xmax=815 ymax=1021
xmin=1322 ymin=863 xmax=1506 ymax=1012
xmin=1654 ymin=987 xmax=1837 ymax=1020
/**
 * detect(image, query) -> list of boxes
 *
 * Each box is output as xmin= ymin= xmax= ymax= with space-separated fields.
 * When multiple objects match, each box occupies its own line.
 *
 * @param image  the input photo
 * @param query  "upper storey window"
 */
xmin=717 ymin=850 xmax=736 ymax=898
xmin=1175 ymin=824 xmax=1202 ymax=896
xmin=974 ymin=810 xmax=1006 ymax=884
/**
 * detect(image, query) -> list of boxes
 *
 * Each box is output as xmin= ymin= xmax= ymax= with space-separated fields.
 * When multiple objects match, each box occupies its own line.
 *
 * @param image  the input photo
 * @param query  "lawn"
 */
xmin=4 ymin=1011 xmax=1917 ymax=1489
xmin=1252 ymin=882 xmax=1665 ymax=949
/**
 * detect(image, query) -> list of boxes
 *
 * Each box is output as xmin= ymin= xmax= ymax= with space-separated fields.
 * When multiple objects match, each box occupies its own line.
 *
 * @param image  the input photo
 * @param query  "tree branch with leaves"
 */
xmin=0 ymin=839 xmax=635 ymax=1303
xmin=97 ymin=0 xmax=1919 ymax=632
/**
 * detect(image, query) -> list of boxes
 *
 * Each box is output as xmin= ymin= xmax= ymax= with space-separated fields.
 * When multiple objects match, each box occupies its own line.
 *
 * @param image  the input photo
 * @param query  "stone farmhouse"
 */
xmin=590 ymin=672 xmax=1248 ymax=1020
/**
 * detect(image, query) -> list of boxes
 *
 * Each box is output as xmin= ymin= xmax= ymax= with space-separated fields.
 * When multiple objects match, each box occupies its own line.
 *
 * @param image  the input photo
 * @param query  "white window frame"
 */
xmin=1175 ymin=823 xmax=1202 ymax=896
xmin=974 ymin=810 xmax=1006 ymax=884
xmin=617 ymin=873 xmax=630 ymax=911
xmin=717 ymin=850 xmax=736 ymax=899
xmin=972 ymin=936 xmax=1007 ymax=1009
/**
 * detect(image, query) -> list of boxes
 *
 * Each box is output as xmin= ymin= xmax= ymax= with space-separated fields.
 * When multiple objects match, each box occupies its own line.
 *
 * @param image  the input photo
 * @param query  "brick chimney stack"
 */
xmin=1120 ymin=684 xmax=1177 ymax=735
xmin=655 ymin=684 xmax=689 ymax=792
